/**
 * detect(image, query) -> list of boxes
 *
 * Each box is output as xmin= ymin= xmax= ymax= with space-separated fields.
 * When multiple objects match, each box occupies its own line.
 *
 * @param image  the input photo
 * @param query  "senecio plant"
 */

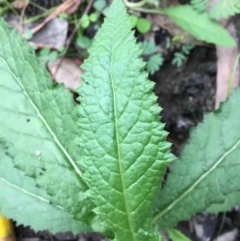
xmin=0 ymin=0 xmax=240 ymax=240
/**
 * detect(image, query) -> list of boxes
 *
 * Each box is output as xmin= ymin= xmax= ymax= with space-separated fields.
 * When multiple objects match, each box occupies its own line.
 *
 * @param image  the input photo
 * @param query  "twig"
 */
xmin=31 ymin=0 xmax=80 ymax=34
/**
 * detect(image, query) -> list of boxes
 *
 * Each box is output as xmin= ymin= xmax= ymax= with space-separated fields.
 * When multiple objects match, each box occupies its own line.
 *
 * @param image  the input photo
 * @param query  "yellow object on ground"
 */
xmin=0 ymin=214 xmax=13 ymax=239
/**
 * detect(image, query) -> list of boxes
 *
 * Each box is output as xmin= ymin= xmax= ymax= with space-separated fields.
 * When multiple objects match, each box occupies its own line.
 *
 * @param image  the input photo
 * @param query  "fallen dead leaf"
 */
xmin=65 ymin=0 xmax=81 ymax=14
xmin=31 ymin=0 xmax=81 ymax=34
xmin=47 ymin=58 xmax=82 ymax=91
xmin=207 ymin=0 xmax=240 ymax=109
xmin=12 ymin=0 xmax=28 ymax=9
xmin=215 ymin=23 xmax=239 ymax=109
xmin=31 ymin=18 xmax=68 ymax=50
xmin=5 ymin=15 xmax=68 ymax=50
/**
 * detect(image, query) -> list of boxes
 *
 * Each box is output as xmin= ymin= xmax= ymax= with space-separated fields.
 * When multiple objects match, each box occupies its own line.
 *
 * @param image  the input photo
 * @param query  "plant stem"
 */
xmin=3 ymin=0 xmax=19 ymax=16
xmin=217 ymin=212 xmax=226 ymax=237
xmin=123 ymin=0 xmax=148 ymax=8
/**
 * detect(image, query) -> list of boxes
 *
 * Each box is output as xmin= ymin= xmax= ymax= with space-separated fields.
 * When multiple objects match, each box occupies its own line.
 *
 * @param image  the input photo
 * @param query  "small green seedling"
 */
xmin=129 ymin=14 xmax=151 ymax=33
xmin=139 ymin=40 xmax=164 ymax=74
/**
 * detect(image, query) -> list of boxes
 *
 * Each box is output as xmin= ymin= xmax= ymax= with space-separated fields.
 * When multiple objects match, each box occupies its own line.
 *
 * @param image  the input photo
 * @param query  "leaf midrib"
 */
xmin=110 ymin=59 xmax=136 ymax=240
xmin=152 ymin=137 xmax=240 ymax=224
xmin=0 ymin=57 xmax=82 ymax=178
xmin=0 ymin=176 xmax=63 ymax=210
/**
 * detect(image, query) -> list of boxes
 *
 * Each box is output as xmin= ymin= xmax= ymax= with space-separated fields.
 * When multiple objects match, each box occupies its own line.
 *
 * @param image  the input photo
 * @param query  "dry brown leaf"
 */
xmin=65 ymin=0 xmax=81 ymax=14
xmin=31 ymin=0 xmax=81 ymax=34
xmin=215 ymin=22 xmax=239 ymax=109
xmin=47 ymin=58 xmax=82 ymax=91
xmin=12 ymin=0 xmax=28 ymax=9
xmin=5 ymin=15 xmax=68 ymax=50
xmin=207 ymin=0 xmax=240 ymax=109
xmin=31 ymin=18 xmax=68 ymax=50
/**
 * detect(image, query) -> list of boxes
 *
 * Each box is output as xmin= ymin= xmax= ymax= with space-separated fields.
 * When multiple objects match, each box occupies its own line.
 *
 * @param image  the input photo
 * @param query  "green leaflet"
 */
xmin=163 ymin=4 xmax=235 ymax=47
xmin=209 ymin=0 xmax=240 ymax=20
xmin=77 ymin=0 xmax=174 ymax=240
xmin=0 ymin=139 xmax=90 ymax=234
xmin=153 ymin=88 xmax=240 ymax=228
xmin=190 ymin=0 xmax=209 ymax=12
xmin=0 ymin=19 xmax=95 ymax=227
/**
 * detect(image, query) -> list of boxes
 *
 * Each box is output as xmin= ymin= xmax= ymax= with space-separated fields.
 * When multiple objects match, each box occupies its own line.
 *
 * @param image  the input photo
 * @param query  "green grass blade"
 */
xmin=77 ymin=0 xmax=174 ymax=240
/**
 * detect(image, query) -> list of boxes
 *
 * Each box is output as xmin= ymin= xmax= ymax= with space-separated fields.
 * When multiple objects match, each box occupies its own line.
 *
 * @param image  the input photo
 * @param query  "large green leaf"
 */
xmin=0 ymin=19 xmax=95 ymax=227
xmin=153 ymin=88 xmax=240 ymax=228
xmin=163 ymin=4 xmax=235 ymax=47
xmin=0 ymin=139 xmax=90 ymax=234
xmin=76 ymin=0 xmax=174 ymax=240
